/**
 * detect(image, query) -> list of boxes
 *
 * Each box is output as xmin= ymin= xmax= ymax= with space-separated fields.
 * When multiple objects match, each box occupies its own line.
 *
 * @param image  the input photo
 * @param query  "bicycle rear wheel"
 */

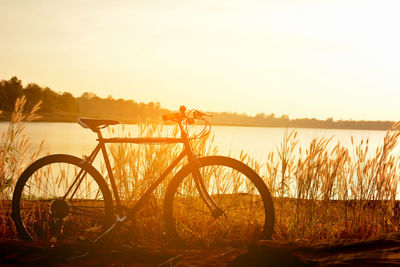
xmin=164 ymin=156 xmax=274 ymax=247
xmin=12 ymin=154 xmax=114 ymax=242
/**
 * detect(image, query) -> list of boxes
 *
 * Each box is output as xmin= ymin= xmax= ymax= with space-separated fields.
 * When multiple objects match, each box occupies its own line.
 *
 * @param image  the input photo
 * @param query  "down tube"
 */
xmin=128 ymin=150 xmax=186 ymax=217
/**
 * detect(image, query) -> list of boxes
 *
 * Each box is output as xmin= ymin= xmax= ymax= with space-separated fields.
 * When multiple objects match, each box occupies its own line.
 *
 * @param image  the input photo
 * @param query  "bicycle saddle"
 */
xmin=78 ymin=117 xmax=120 ymax=131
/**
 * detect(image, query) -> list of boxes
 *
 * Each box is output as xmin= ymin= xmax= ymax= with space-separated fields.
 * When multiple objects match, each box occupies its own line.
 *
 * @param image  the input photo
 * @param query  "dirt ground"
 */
xmin=2 ymin=234 xmax=400 ymax=266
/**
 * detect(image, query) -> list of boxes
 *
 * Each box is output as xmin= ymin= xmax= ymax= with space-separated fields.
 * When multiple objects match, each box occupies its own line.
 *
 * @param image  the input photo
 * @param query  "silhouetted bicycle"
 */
xmin=12 ymin=106 xmax=274 ymax=247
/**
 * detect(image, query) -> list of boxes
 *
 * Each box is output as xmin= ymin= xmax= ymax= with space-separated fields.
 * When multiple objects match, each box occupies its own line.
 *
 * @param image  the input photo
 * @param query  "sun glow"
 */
xmin=1 ymin=0 xmax=400 ymax=120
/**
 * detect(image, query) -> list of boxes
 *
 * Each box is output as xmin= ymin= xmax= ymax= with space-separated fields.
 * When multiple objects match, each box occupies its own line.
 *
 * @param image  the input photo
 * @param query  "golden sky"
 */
xmin=1 ymin=0 xmax=400 ymax=121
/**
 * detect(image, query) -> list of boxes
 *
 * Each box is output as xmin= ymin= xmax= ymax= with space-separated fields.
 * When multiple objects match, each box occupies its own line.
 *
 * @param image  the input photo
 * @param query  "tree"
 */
xmin=41 ymin=88 xmax=60 ymax=113
xmin=80 ymin=92 xmax=98 ymax=99
xmin=23 ymin=83 xmax=43 ymax=109
xmin=0 ymin=84 xmax=8 ymax=110
xmin=60 ymin=92 xmax=79 ymax=113
xmin=0 ymin=77 xmax=23 ymax=111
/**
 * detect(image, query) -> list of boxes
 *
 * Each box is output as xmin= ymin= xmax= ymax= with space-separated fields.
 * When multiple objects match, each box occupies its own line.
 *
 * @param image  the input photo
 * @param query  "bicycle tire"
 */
xmin=164 ymin=156 xmax=274 ymax=247
xmin=12 ymin=154 xmax=114 ymax=242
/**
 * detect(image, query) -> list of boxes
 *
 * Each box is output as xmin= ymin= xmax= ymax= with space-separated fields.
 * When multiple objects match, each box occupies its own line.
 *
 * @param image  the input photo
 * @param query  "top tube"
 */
xmin=79 ymin=105 xmax=211 ymax=143
xmin=100 ymin=137 xmax=184 ymax=144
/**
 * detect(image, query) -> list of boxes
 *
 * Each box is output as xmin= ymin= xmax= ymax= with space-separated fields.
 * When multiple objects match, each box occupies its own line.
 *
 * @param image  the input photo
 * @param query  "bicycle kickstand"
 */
xmin=79 ymin=214 xmax=128 ymax=250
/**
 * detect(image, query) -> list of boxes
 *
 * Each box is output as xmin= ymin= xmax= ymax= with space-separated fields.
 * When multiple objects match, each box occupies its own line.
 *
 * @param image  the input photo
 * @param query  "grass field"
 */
xmin=3 ymin=97 xmax=400 ymax=247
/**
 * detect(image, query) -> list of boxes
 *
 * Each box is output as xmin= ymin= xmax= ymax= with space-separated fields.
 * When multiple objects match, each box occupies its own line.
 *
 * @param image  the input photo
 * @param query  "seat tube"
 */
xmin=96 ymin=130 xmax=123 ymax=213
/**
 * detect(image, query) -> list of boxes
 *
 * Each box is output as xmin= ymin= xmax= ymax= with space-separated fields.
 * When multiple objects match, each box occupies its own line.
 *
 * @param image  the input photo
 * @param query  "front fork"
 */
xmin=190 ymin=158 xmax=225 ymax=219
xmin=179 ymin=118 xmax=225 ymax=219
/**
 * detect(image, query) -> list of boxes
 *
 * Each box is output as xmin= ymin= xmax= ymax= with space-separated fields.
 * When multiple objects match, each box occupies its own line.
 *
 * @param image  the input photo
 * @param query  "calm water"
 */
xmin=0 ymin=122 xmax=391 ymax=163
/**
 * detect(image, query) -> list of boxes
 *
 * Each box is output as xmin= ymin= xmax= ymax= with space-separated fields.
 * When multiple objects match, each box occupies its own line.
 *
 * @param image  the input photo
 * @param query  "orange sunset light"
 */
xmin=1 ymin=0 xmax=400 ymax=120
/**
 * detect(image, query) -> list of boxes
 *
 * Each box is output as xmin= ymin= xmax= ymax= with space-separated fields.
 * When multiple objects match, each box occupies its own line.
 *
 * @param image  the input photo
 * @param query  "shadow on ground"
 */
xmin=2 ymin=234 xmax=400 ymax=266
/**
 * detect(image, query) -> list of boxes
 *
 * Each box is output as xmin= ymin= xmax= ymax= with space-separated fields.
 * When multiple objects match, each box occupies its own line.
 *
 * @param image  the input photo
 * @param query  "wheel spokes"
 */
xmin=17 ymin=159 xmax=110 ymax=242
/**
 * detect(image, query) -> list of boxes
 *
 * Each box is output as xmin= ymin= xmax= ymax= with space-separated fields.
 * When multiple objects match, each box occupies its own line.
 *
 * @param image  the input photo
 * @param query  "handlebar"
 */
xmin=162 ymin=106 xmax=212 ymax=140
xmin=162 ymin=105 xmax=211 ymax=123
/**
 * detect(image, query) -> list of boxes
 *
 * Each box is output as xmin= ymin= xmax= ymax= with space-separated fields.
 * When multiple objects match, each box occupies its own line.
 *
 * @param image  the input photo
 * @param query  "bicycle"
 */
xmin=12 ymin=106 xmax=275 ymax=247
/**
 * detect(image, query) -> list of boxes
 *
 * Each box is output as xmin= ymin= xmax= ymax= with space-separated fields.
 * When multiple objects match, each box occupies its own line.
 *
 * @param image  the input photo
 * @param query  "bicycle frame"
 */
xmin=12 ymin=107 xmax=274 ymax=246
xmin=65 ymin=121 xmax=220 ymax=223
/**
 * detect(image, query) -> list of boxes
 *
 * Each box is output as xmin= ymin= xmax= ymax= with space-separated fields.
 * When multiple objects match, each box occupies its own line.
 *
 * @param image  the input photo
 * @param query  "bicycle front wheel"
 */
xmin=12 ymin=154 xmax=114 ymax=242
xmin=164 ymin=156 xmax=274 ymax=247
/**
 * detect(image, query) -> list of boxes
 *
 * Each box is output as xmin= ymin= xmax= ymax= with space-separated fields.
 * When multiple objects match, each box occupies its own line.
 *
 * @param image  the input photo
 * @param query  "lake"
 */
xmin=0 ymin=121 xmax=392 ymax=164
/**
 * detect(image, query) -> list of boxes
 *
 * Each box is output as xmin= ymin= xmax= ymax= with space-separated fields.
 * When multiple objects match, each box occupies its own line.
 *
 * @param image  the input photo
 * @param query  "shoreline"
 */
xmin=0 ymin=115 xmax=394 ymax=132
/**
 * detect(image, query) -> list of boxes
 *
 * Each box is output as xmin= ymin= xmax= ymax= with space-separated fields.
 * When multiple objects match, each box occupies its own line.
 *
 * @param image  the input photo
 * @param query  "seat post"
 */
xmin=95 ymin=129 xmax=104 ymax=140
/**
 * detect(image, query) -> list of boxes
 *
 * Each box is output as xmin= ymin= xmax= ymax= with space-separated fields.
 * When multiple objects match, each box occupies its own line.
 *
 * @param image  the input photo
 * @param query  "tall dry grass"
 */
xmin=267 ymin=128 xmax=400 ymax=241
xmin=106 ymin=121 xmax=400 ymax=245
xmin=0 ymin=96 xmax=43 ymax=197
xmin=4 ymin=103 xmax=400 ymax=245
xmin=0 ymin=96 xmax=43 ymax=237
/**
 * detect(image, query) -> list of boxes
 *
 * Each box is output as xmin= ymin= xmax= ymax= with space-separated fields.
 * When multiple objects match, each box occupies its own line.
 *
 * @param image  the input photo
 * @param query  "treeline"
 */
xmin=210 ymin=113 xmax=394 ymax=130
xmin=0 ymin=77 xmax=167 ymax=123
xmin=0 ymin=76 xmax=395 ymax=130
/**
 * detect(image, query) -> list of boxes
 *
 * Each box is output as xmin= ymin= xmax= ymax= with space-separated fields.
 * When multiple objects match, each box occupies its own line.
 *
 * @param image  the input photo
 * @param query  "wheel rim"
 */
xmin=16 ymin=159 xmax=110 ymax=241
xmin=169 ymin=161 xmax=269 ymax=247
